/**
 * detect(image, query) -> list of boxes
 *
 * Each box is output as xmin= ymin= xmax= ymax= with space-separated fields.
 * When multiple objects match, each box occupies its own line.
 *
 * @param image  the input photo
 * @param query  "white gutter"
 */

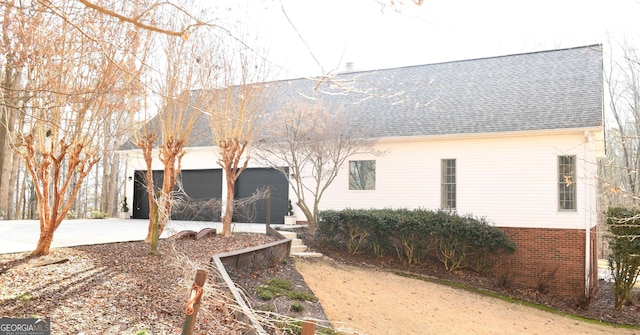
xmin=377 ymin=126 xmax=604 ymax=144
xmin=584 ymin=130 xmax=593 ymax=297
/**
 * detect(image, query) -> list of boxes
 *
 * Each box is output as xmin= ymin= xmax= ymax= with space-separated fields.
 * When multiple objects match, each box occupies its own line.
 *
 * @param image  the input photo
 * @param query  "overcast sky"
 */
xmin=207 ymin=0 xmax=639 ymax=80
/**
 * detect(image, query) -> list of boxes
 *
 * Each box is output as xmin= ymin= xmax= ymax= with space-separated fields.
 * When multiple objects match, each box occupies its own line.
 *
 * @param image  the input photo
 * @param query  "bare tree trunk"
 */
xmin=17 ymin=167 xmax=26 ymax=219
xmin=28 ymin=181 xmax=36 ymax=219
xmin=0 ymin=88 xmax=18 ymax=219
xmin=7 ymin=109 xmax=26 ymax=219
xmin=93 ymin=165 xmax=100 ymax=212
xmin=108 ymin=153 xmax=119 ymax=216
xmin=222 ymin=175 xmax=235 ymax=236
xmin=75 ymin=181 xmax=84 ymax=218
xmin=7 ymin=152 xmax=20 ymax=219
xmin=101 ymin=121 xmax=110 ymax=214
xmin=0 ymin=145 xmax=12 ymax=218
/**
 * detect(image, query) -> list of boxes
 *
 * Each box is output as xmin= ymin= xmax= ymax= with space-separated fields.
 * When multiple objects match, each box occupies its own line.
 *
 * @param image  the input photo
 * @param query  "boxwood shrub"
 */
xmin=317 ymin=208 xmax=515 ymax=273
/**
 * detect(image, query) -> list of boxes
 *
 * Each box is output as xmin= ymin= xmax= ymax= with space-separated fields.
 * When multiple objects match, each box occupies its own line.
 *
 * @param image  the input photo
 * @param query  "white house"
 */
xmin=118 ymin=45 xmax=604 ymax=300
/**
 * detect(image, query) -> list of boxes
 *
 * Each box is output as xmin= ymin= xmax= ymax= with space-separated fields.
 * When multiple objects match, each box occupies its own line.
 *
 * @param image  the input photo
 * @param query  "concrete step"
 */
xmin=279 ymin=231 xmax=297 ymax=239
xmin=291 ymin=238 xmax=303 ymax=246
xmin=291 ymin=251 xmax=324 ymax=258
xmin=291 ymin=245 xmax=308 ymax=253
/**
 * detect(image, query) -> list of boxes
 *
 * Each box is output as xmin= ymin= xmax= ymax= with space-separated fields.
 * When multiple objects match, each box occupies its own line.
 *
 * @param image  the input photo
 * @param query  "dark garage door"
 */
xmin=234 ymin=168 xmax=289 ymax=224
xmin=132 ymin=169 xmax=223 ymax=221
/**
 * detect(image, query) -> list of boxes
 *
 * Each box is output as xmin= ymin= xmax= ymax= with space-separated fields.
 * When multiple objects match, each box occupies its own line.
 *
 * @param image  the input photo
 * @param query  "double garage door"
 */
xmin=132 ymin=168 xmax=289 ymax=224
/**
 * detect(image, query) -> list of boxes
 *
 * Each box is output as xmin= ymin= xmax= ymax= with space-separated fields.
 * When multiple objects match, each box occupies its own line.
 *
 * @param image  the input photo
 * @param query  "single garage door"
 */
xmin=132 ymin=169 xmax=223 ymax=221
xmin=233 ymin=168 xmax=289 ymax=224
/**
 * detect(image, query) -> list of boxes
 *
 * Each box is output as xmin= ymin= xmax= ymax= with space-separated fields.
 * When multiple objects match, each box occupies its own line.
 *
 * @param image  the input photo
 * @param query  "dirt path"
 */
xmin=294 ymin=257 xmax=637 ymax=335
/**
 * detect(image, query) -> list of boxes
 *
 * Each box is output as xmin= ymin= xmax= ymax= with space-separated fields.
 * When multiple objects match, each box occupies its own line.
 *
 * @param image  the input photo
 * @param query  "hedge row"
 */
xmin=317 ymin=208 xmax=516 ymax=272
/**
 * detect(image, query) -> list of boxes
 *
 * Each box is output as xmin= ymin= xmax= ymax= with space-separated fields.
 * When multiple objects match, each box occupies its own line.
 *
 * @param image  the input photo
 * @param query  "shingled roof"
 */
xmin=120 ymin=44 xmax=603 ymax=150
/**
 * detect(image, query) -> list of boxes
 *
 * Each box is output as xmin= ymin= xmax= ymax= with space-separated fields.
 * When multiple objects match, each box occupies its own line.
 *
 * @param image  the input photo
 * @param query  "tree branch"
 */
xmin=78 ymin=0 xmax=205 ymax=37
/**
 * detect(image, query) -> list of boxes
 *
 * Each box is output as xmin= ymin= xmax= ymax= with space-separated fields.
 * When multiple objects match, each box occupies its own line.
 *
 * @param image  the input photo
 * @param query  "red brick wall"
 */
xmin=495 ymin=227 xmax=597 ymax=301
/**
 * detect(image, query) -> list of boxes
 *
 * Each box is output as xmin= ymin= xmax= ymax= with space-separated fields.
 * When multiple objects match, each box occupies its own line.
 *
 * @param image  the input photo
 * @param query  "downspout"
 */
xmin=583 ymin=131 xmax=593 ymax=297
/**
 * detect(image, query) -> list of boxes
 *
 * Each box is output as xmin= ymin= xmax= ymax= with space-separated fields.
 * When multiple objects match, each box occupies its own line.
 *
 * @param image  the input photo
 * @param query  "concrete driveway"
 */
xmin=0 ymin=218 xmax=275 ymax=254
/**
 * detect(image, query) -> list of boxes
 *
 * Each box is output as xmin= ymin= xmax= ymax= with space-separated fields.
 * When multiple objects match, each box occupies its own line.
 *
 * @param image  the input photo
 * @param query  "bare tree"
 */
xmin=206 ymin=48 xmax=270 ymax=237
xmin=255 ymin=100 xmax=376 ymax=233
xmin=8 ymin=1 xmax=149 ymax=256
xmin=601 ymin=40 xmax=640 ymax=207
xmin=135 ymin=20 xmax=226 ymax=251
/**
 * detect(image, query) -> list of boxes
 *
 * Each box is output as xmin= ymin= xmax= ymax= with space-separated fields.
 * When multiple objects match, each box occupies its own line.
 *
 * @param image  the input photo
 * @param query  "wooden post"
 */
xmin=301 ymin=319 xmax=316 ymax=335
xmin=182 ymin=269 xmax=207 ymax=335
xmin=266 ymin=186 xmax=271 ymax=230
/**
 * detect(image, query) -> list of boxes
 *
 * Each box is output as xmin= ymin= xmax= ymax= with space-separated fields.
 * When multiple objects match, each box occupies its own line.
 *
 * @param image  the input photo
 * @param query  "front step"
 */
xmin=278 ymin=229 xmax=323 ymax=258
xmin=291 ymin=244 xmax=308 ymax=253
xmin=279 ymin=231 xmax=297 ymax=239
xmin=291 ymin=251 xmax=323 ymax=258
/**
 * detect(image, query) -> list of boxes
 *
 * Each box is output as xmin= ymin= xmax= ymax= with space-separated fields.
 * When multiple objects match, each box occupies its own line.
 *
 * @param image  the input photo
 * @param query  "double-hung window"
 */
xmin=558 ymin=155 xmax=576 ymax=211
xmin=441 ymin=159 xmax=456 ymax=209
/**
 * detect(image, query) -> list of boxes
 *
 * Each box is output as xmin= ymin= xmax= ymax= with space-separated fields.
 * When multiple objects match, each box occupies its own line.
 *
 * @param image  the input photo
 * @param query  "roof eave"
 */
xmin=377 ymin=126 xmax=604 ymax=143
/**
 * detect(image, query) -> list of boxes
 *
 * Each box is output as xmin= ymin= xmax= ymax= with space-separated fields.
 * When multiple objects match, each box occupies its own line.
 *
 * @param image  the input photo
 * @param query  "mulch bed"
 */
xmin=227 ymin=257 xmax=332 ymax=334
xmin=0 ymin=234 xmax=305 ymax=334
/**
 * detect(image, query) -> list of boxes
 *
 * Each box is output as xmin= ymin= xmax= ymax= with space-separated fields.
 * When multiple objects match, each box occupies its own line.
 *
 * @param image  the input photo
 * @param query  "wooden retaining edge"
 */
xmin=210 ymin=229 xmax=292 ymax=335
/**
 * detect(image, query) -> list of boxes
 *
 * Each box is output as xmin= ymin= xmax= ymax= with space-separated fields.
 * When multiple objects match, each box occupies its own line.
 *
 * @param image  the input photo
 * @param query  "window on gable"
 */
xmin=441 ymin=159 xmax=456 ymax=209
xmin=558 ymin=155 xmax=576 ymax=211
xmin=349 ymin=160 xmax=375 ymax=190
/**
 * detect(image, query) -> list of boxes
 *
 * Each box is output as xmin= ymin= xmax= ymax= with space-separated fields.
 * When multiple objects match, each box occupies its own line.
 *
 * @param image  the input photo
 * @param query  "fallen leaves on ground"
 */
xmin=0 ymin=234 xmax=280 ymax=334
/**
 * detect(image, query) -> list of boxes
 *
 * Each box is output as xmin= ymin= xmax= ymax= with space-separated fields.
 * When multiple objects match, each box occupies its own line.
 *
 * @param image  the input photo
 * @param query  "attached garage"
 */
xmin=233 ymin=168 xmax=289 ymax=224
xmin=132 ymin=169 xmax=223 ymax=221
xmin=132 ymin=168 xmax=288 ymax=223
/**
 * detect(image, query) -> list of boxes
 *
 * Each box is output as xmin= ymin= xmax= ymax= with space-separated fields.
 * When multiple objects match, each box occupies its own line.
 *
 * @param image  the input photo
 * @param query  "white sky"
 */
xmin=206 ymin=0 xmax=639 ymax=80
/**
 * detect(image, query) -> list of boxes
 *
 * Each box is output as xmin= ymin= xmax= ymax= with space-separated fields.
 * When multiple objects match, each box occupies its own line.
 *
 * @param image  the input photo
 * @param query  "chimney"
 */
xmin=344 ymin=62 xmax=354 ymax=72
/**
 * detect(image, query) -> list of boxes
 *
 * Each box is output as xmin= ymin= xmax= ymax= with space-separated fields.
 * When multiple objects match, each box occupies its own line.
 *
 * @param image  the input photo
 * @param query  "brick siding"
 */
xmin=495 ymin=227 xmax=598 ymax=301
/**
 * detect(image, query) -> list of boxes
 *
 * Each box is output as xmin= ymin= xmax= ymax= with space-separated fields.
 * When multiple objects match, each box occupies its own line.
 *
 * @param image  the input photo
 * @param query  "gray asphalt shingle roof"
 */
xmin=120 ymin=45 xmax=603 ymax=150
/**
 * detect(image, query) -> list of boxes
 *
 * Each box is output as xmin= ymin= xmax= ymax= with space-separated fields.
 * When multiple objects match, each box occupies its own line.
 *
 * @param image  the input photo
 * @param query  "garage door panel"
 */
xmin=133 ymin=169 xmax=223 ymax=221
xmin=234 ymin=168 xmax=288 ymax=224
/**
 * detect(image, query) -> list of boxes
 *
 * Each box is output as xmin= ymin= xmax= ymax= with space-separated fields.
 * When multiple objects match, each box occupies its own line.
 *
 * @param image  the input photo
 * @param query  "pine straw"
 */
xmin=0 ymin=234 xmax=279 ymax=334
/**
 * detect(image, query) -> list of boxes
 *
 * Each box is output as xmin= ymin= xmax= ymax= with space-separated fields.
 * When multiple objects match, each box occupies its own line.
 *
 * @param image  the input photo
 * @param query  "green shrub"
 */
xmin=435 ymin=214 xmax=515 ymax=272
xmin=289 ymin=302 xmax=305 ymax=312
xmin=606 ymin=207 xmax=640 ymax=309
xmin=268 ymin=278 xmax=293 ymax=291
xmin=341 ymin=209 xmax=372 ymax=254
xmin=465 ymin=216 xmax=516 ymax=272
xmin=256 ymin=287 xmax=275 ymax=301
xmin=368 ymin=209 xmax=397 ymax=257
xmin=395 ymin=209 xmax=430 ymax=264
xmin=256 ymin=279 xmax=317 ymax=302
xmin=317 ymin=210 xmax=344 ymax=246
xmin=434 ymin=214 xmax=469 ymax=271
xmin=288 ymin=290 xmax=318 ymax=302
xmin=317 ymin=208 xmax=516 ymax=273
xmin=66 ymin=210 xmax=77 ymax=219
xmin=90 ymin=210 xmax=109 ymax=219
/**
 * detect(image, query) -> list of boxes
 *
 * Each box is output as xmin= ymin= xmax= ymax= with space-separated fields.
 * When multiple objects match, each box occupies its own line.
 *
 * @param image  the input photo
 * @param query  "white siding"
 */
xmin=319 ymin=131 xmax=600 ymax=230
xmin=120 ymin=130 xmax=602 ymax=229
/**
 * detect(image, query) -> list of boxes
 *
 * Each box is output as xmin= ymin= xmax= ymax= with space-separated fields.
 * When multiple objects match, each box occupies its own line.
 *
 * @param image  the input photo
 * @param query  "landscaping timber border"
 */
xmin=210 ymin=226 xmax=292 ymax=335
